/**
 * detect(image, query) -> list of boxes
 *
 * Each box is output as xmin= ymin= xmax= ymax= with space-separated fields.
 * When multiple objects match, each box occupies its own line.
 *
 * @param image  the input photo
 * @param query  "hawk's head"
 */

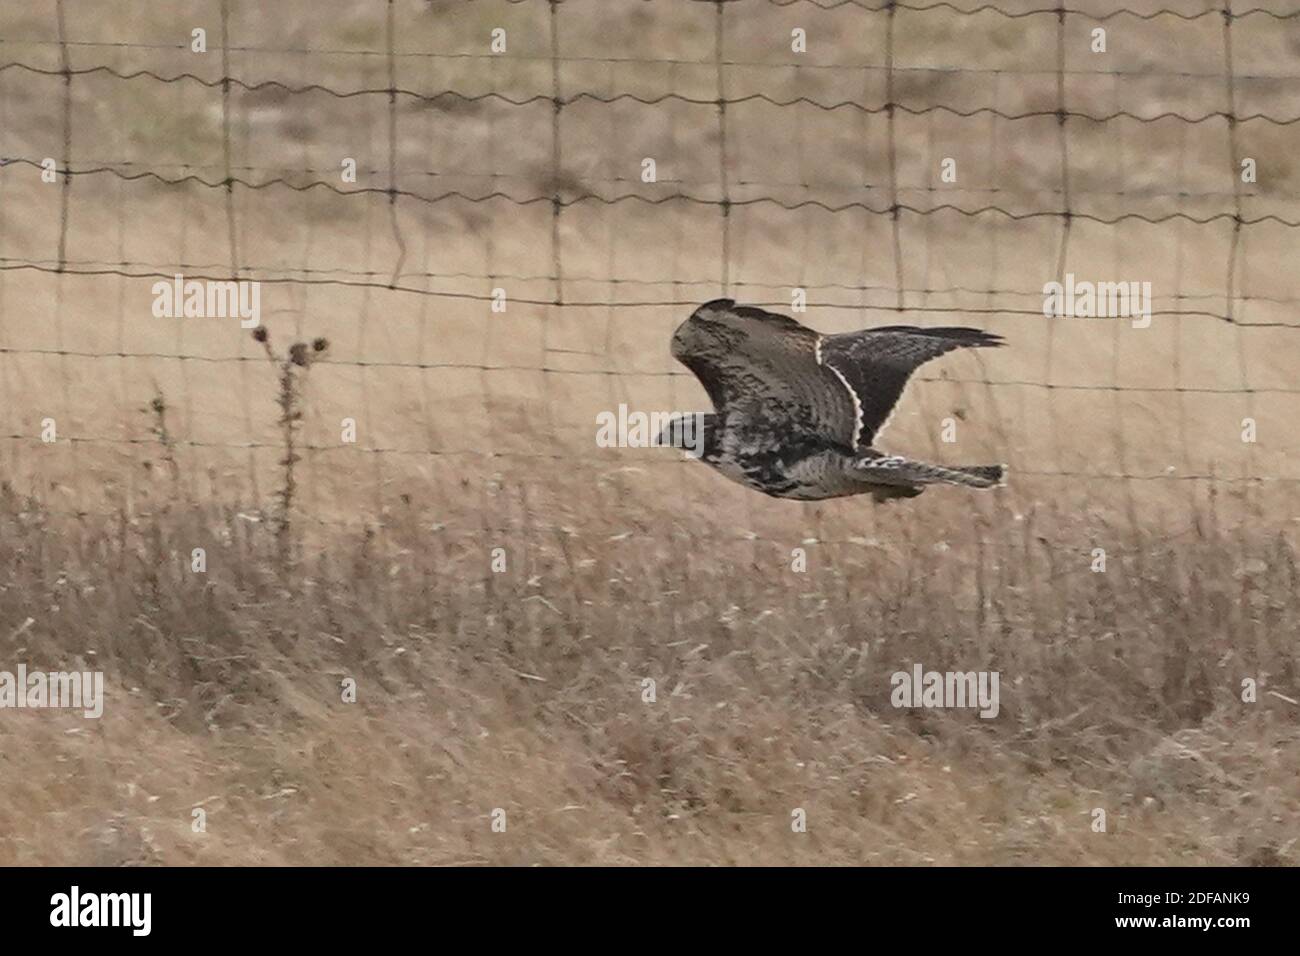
xmin=670 ymin=299 xmax=747 ymax=364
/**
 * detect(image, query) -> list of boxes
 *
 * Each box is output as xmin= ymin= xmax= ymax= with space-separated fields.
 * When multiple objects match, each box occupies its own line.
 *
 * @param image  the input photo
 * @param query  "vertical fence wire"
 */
xmin=714 ymin=0 xmax=731 ymax=296
xmin=1048 ymin=6 xmax=1073 ymax=486
xmin=1220 ymin=2 xmax=1259 ymax=519
xmin=218 ymin=0 xmax=261 ymax=503
xmin=882 ymin=1 xmax=905 ymax=312
xmin=53 ymin=0 xmax=80 ymax=512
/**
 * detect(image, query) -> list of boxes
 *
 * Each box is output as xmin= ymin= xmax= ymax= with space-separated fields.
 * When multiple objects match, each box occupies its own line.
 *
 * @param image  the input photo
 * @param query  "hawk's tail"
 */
xmin=944 ymin=463 xmax=1005 ymax=488
xmin=855 ymin=455 xmax=1006 ymax=491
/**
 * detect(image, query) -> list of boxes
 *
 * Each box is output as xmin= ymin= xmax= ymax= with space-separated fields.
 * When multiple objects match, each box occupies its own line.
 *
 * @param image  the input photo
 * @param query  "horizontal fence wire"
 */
xmin=759 ymin=1 xmax=1299 ymax=17
xmin=5 ymin=157 xmax=1298 ymax=228
xmin=4 ymin=340 xmax=1300 ymax=394
xmin=1 ymin=155 xmax=1294 ymax=203
xmin=4 ymin=254 xmax=1300 ymax=308
xmin=0 ymin=254 xmax=1284 ymax=303
xmin=5 ymin=61 xmax=1300 ymax=127
xmin=3 ymin=260 xmax=1296 ymax=328
xmin=3 ymin=16 xmax=1300 ymax=80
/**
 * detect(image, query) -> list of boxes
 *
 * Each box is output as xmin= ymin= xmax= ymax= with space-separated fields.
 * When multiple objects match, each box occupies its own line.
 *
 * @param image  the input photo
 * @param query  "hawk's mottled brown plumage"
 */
xmin=659 ymin=299 xmax=1007 ymax=501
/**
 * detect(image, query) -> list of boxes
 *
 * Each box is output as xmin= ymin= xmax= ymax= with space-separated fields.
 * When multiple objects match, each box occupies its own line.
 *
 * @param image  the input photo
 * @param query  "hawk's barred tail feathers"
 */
xmin=949 ymin=463 xmax=1005 ymax=488
xmin=855 ymin=455 xmax=1007 ymax=490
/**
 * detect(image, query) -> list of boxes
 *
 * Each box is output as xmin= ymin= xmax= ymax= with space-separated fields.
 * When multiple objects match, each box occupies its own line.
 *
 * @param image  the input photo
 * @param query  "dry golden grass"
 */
xmin=0 ymin=470 xmax=1296 ymax=866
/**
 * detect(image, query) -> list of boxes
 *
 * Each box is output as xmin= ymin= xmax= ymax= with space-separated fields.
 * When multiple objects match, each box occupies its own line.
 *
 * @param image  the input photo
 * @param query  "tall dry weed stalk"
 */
xmin=253 ymin=327 xmax=328 ymax=567
xmin=145 ymin=390 xmax=180 ymax=485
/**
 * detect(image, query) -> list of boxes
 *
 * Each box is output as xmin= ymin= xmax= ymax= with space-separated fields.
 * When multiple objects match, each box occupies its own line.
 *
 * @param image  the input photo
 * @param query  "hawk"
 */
xmin=657 ymin=299 xmax=1006 ymax=501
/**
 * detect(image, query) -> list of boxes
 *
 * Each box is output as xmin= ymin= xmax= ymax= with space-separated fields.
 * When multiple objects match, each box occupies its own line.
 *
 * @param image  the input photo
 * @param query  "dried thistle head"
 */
xmin=252 ymin=326 xmax=269 ymax=343
xmin=289 ymin=342 xmax=309 ymax=367
xmin=312 ymin=337 xmax=329 ymax=353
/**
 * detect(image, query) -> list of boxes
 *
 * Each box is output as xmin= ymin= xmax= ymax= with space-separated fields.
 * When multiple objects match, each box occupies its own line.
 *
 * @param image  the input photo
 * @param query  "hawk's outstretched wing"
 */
xmin=819 ymin=325 xmax=1003 ymax=447
xmin=672 ymin=300 xmax=1003 ymax=451
xmin=671 ymin=299 xmax=856 ymax=442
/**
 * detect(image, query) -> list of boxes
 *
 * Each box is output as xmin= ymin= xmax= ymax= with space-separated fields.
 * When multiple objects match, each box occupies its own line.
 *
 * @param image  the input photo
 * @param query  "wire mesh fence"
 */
xmin=1 ymin=0 xmax=1298 ymax=538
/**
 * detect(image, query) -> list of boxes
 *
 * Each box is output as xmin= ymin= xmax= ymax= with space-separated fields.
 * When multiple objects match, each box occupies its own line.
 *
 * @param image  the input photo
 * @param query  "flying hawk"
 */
xmin=657 ymin=299 xmax=1006 ymax=501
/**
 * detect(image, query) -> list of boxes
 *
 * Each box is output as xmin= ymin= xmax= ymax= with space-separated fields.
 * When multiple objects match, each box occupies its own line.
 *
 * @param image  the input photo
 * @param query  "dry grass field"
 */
xmin=0 ymin=0 xmax=1297 ymax=865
